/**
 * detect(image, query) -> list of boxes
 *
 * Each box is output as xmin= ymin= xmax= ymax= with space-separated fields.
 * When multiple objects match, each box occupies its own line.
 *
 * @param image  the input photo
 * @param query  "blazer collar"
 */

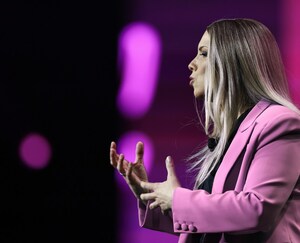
xmin=240 ymin=100 xmax=271 ymax=132
xmin=212 ymin=100 xmax=271 ymax=193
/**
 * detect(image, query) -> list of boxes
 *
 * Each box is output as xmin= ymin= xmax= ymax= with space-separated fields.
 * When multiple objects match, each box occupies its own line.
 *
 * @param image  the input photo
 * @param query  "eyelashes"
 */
xmin=200 ymin=51 xmax=208 ymax=57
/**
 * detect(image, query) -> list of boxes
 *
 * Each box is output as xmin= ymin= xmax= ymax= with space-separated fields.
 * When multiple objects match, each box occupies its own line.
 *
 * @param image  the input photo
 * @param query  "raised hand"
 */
xmin=140 ymin=156 xmax=181 ymax=214
xmin=110 ymin=141 xmax=149 ymax=201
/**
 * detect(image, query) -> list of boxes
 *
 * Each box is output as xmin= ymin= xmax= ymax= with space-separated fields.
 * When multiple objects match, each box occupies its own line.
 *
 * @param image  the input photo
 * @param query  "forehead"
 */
xmin=198 ymin=31 xmax=210 ymax=48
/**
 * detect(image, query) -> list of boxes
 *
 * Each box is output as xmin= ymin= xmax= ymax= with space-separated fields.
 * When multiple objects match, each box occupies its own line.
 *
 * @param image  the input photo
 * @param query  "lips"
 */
xmin=189 ymin=77 xmax=194 ymax=86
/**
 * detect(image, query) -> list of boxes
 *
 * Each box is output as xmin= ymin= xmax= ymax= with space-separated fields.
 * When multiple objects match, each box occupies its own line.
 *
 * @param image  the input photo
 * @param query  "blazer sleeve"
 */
xmin=138 ymin=199 xmax=178 ymax=235
xmin=172 ymin=111 xmax=300 ymax=234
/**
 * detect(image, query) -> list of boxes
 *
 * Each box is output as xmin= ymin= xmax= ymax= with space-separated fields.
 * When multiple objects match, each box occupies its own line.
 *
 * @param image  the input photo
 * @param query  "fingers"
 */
xmin=110 ymin=141 xmax=118 ymax=167
xmin=149 ymin=200 xmax=160 ymax=210
xmin=116 ymin=154 xmax=126 ymax=176
xmin=111 ymin=141 xmax=144 ymax=166
xmin=111 ymin=141 xmax=116 ymax=150
xmin=127 ymin=162 xmax=137 ymax=178
xmin=165 ymin=156 xmax=176 ymax=178
xmin=110 ymin=141 xmax=127 ymax=176
xmin=148 ymin=199 xmax=170 ymax=215
xmin=135 ymin=141 xmax=144 ymax=162
xmin=126 ymin=162 xmax=134 ymax=180
xmin=140 ymin=181 xmax=157 ymax=191
xmin=140 ymin=191 xmax=156 ymax=201
xmin=127 ymin=162 xmax=133 ymax=176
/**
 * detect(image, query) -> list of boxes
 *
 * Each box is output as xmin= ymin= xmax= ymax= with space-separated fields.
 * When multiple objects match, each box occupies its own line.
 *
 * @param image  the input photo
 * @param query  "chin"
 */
xmin=194 ymin=91 xmax=204 ymax=99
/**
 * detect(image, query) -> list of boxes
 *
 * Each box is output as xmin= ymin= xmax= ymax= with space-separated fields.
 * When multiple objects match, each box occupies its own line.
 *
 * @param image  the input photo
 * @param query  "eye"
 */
xmin=200 ymin=51 xmax=207 ymax=57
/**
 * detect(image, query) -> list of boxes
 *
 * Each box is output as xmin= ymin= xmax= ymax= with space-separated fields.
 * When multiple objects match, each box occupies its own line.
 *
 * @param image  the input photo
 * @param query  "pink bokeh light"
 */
xmin=19 ymin=132 xmax=52 ymax=170
xmin=117 ymin=21 xmax=162 ymax=119
xmin=114 ymin=131 xmax=154 ymax=186
xmin=280 ymin=0 xmax=300 ymax=106
xmin=116 ymin=130 xmax=154 ymax=172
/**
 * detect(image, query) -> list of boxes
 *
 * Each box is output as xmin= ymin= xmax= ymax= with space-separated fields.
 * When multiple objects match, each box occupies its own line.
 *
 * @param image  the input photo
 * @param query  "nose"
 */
xmin=188 ymin=60 xmax=196 ymax=71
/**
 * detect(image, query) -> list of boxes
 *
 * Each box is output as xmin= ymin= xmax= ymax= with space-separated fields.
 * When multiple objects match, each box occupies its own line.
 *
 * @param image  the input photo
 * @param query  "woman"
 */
xmin=110 ymin=18 xmax=300 ymax=242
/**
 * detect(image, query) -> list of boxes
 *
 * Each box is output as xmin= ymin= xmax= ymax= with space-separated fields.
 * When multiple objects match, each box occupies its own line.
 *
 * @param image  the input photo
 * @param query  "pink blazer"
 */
xmin=138 ymin=100 xmax=300 ymax=242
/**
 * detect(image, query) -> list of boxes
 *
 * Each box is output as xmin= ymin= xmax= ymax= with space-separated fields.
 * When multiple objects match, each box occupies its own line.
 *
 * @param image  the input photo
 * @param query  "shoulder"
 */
xmin=261 ymin=102 xmax=299 ymax=116
xmin=256 ymin=103 xmax=300 ymax=126
xmin=241 ymin=100 xmax=300 ymax=132
xmin=240 ymin=101 xmax=300 ymax=145
xmin=253 ymin=103 xmax=300 ymax=146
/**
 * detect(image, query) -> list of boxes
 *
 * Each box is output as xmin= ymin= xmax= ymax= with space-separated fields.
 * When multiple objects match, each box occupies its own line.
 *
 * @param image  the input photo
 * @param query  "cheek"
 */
xmin=199 ymin=62 xmax=207 ymax=74
xmin=194 ymin=60 xmax=206 ymax=77
xmin=194 ymin=78 xmax=205 ymax=98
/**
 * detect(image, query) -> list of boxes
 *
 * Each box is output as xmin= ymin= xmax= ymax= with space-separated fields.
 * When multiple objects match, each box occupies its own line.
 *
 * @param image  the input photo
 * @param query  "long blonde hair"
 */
xmin=188 ymin=18 xmax=300 ymax=189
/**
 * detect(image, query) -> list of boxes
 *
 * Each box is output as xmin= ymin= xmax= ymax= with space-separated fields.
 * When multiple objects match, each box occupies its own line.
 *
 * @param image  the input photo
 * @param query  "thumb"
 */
xmin=166 ymin=156 xmax=176 ymax=178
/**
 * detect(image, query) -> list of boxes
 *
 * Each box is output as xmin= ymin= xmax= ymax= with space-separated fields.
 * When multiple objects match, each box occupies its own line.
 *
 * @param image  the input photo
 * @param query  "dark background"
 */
xmin=0 ymin=1 xmax=123 ymax=242
xmin=1 ymin=1 xmax=297 ymax=243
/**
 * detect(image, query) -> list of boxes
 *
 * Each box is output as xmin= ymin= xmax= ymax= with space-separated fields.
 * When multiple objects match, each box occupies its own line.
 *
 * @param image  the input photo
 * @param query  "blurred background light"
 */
xmin=116 ymin=130 xmax=154 ymax=174
xmin=117 ymin=21 xmax=162 ymax=119
xmin=280 ymin=0 xmax=300 ymax=106
xmin=19 ymin=132 xmax=52 ymax=170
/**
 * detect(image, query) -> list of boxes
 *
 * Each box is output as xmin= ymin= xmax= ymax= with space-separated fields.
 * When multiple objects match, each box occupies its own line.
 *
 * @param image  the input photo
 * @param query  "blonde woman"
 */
xmin=110 ymin=18 xmax=300 ymax=242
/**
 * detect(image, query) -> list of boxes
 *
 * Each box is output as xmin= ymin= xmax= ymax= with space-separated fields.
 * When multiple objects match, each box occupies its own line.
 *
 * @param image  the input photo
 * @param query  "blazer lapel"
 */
xmin=212 ymin=100 xmax=271 ymax=193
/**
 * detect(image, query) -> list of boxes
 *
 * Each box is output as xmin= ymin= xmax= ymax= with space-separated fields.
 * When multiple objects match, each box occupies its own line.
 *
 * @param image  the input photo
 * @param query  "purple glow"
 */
xmin=114 ymin=131 xmax=178 ymax=243
xmin=280 ymin=0 xmax=300 ymax=106
xmin=19 ymin=133 xmax=52 ymax=169
xmin=117 ymin=22 xmax=162 ymax=119
xmin=115 ymin=131 xmax=154 ymax=186
xmin=118 ymin=131 xmax=153 ymax=170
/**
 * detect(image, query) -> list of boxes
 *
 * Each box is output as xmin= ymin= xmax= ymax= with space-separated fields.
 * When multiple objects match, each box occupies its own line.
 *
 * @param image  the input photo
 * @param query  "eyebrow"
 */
xmin=198 ymin=46 xmax=208 ymax=51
